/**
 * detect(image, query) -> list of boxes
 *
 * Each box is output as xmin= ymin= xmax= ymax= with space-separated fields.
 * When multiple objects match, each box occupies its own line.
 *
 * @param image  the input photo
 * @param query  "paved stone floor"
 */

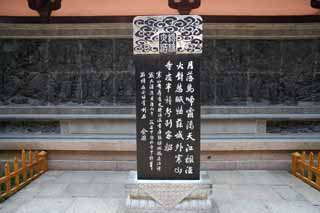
xmin=0 ymin=170 xmax=320 ymax=213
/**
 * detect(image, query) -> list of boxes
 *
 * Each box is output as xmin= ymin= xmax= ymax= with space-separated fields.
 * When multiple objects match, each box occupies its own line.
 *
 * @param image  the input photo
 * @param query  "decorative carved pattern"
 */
xmin=133 ymin=15 xmax=203 ymax=55
xmin=126 ymin=171 xmax=212 ymax=212
xmin=139 ymin=183 xmax=197 ymax=208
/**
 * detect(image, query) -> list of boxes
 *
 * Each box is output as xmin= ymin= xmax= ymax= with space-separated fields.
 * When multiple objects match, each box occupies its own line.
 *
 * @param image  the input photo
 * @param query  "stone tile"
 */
xmin=269 ymin=171 xmax=307 ymax=187
xmin=239 ymin=170 xmax=282 ymax=185
xmin=102 ymin=183 xmax=125 ymax=199
xmin=18 ymin=182 xmax=45 ymax=195
xmin=54 ymin=171 xmax=95 ymax=183
xmin=293 ymin=185 xmax=320 ymax=205
xmin=92 ymin=171 xmax=128 ymax=183
xmin=209 ymin=171 xmax=245 ymax=185
xmin=115 ymin=199 xmax=127 ymax=213
xmin=210 ymin=185 xmax=234 ymax=204
xmin=271 ymin=186 xmax=306 ymax=201
xmin=218 ymin=200 xmax=271 ymax=213
xmin=65 ymin=198 xmax=116 ymax=213
xmin=15 ymin=198 xmax=74 ymax=213
xmin=105 ymin=198 xmax=124 ymax=213
xmin=45 ymin=170 xmax=65 ymax=177
xmin=2 ymin=170 xmax=319 ymax=213
xmin=37 ymin=183 xmax=68 ymax=197
xmin=265 ymin=201 xmax=320 ymax=213
xmin=231 ymin=185 xmax=282 ymax=202
xmin=63 ymin=183 xmax=107 ymax=197
xmin=10 ymin=178 xmax=46 ymax=200
xmin=0 ymin=191 xmax=35 ymax=213
xmin=30 ymin=173 xmax=58 ymax=185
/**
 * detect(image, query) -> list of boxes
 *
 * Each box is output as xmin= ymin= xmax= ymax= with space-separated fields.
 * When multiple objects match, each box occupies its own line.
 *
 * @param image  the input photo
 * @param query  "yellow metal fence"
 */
xmin=0 ymin=150 xmax=48 ymax=200
xmin=291 ymin=151 xmax=320 ymax=190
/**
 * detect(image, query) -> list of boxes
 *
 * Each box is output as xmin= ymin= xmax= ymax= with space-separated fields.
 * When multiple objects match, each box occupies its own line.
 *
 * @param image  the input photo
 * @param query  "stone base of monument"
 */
xmin=125 ymin=171 xmax=212 ymax=213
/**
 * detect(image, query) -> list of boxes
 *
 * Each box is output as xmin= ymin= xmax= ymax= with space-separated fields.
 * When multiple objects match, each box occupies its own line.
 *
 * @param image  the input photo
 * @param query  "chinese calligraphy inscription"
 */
xmin=134 ymin=15 xmax=202 ymax=180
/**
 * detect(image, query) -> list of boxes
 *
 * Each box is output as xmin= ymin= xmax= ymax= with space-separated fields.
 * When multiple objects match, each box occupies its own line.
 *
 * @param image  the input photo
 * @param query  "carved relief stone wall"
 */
xmin=0 ymin=38 xmax=319 ymax=106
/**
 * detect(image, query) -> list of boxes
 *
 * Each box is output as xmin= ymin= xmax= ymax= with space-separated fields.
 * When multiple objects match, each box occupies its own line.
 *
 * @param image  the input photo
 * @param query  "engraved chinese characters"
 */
xmin=134 ymin=15 xmax=202 ymax=180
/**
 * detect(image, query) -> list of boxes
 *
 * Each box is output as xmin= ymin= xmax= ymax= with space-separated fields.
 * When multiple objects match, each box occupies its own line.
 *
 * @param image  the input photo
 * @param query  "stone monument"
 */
xmin=126 ymin=15 xmax=212 ymax=212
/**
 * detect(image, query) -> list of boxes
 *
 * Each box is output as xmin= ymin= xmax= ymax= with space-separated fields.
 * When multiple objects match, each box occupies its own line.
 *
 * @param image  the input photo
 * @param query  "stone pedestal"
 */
xmin=125 ymin=171 xmax=212 ymax=213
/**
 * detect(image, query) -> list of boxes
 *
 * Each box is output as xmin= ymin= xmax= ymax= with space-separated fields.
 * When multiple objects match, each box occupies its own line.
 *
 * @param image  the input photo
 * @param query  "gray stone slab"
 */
xmin=103 ymin=183 xmax=125 ymax=198
xmin=65 ymin=198 xmax=117 ymax=213
xmin=210 ymin=185 xmax=234 ymax=204
xmin=269 ymin=171 xmax=308 ymax=187
xmin=239 ymin=170 xmax=282 ymax=185
xmin=92 ymin=171 xmax=128 ymax=183
xmin=54 ymin=171 xmax=95 ymax=183
xmin=217 ymin=200 xmax=271 ymax=213
xmin=28 ymin=173 xmax=57 ymax=185
xmin=37 ymin=183 xmax=69 ymax=197
xmin=209 ymin=171 xmax=245 ymax=185
xmin=293 ymin=185 xmax=320 ymax=206
xmin=0 ymin=191 xmax=35 ymax=213
xmin=1 ymin=170 xmax=319 ymax=213
xmin=271 ymin=186 xmax=306 ymax=201
xmin=230 ymin=185 xmax=282 ymax=202
xmin=264 ymin=201 xmax=320 ymax=213
xmin=61 ymin=119 xmax=266 ymax=135
xmin=63 ymin=183 xmax=107 ymax=197
xmin=15 ymin=198 xmax=74 ymax=213
xmin=45 ymin=170 xmax=65 ymax=177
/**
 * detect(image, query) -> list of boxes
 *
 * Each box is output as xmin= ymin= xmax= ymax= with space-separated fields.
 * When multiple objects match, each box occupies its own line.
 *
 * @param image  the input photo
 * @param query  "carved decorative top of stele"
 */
xmin=133 ymin=15 xmax=203 ymax=55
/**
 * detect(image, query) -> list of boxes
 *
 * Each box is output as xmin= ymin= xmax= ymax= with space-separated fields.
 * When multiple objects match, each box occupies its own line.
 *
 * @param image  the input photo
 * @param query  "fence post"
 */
xmin=21 ymin=150 xmax=27 ymax=182
xmin=29 ymin=151 xmax=33 ymax=178
xmin=291 ymin=152 xmax=300 ymax=176
xmin=35 ymin=151 xmax=40 ymax=174
xmin=4 ymin=163 xmax=11 ymax=193
xmin=317 ymin=152 xmax=320 ymax=185
xmin=300 ymin=151 xmax=306 ymax=176
xmin=38 ymin=151 xmax=48 ymax=172
xmin=308 ymin=152 xmax=314 ymax=181
xmin=13 ymin=157 xmax=19 ymax=188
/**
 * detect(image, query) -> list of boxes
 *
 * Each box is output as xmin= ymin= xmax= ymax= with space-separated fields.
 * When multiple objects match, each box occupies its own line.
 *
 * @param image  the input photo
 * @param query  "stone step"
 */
xmin=41 ymin=150 xmax=290 ymax=161
xmin=45 ymin=159 xmax=291 ymax=171
xmin=0 ymin=106 xmax=319 ymax=120
xmin=0 ymin=134 xmax=317 ymax=170
xmin=0 ymin=150 xmax=292 ymax=170
xmin=0 ymin=134 xmax=319 ymax=151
